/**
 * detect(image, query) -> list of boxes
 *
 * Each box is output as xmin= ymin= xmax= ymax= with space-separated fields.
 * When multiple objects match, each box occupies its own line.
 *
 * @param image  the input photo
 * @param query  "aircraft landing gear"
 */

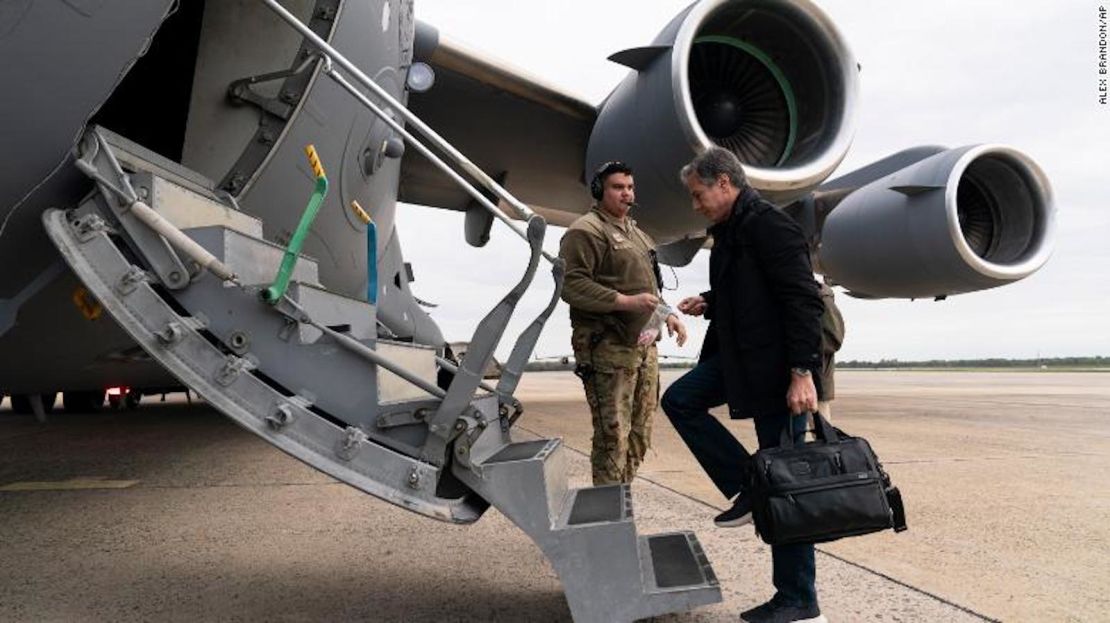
xmin=62 ymin=390 xmax=106 ymax=413
xmin=9 ymin=393 xmax=58 ymax=421
xmin=107 ymin=389 xmax=141 ymax=410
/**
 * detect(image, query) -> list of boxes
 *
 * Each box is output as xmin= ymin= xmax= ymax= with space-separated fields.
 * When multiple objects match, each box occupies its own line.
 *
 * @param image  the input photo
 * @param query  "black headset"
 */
xmin=589 ymin=160 xmax=631 ymax=200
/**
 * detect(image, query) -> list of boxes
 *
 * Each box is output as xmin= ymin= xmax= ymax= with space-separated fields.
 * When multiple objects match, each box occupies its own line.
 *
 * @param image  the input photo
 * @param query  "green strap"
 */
xmin=262 ymin=174 xmax=329 ymax=303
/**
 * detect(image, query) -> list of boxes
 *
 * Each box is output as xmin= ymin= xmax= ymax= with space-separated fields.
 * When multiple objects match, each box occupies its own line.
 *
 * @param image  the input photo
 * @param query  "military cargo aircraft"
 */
xmin=0 ymin=1 xmax=1054 ymax=620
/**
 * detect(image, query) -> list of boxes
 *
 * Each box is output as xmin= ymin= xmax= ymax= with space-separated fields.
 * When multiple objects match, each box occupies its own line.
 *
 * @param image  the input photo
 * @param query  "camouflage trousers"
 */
xmin=571 ymin=326 xmax=659 ymax=486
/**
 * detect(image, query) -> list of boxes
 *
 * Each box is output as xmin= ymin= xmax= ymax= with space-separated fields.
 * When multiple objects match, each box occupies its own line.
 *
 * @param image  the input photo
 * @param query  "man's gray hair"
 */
xmin=680 ymin=147 xmax=748 ymax=189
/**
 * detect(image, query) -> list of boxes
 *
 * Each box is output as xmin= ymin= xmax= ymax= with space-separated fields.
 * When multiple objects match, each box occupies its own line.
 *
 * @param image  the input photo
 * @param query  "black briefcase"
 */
xmin=749 ymin=413 xmax=907 ymax=546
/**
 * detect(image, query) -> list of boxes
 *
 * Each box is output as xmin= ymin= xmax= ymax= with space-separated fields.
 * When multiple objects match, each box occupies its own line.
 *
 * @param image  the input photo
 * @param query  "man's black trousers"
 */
xmin=661 ymin=355 xmax=817 ymax=607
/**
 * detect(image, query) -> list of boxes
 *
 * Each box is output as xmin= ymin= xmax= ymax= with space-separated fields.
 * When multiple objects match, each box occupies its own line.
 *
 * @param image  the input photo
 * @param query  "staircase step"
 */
xmin=280 ymin=279 xmax=438 ymax=408
xmin=484 ymin=439 xmax=553 ymax=464
xmin=146 ymin=174 xmax=263 ymax=238
xmin=287 ymin=281 xmax=375 ymax=343
xmin=471 ymin=438 xmax=568 ymax=529
xmin=641 ymin=531 xmax=718 ymax=592
xmin=97 ymin=125 xmax=220 ymax=197
xmin=455 ymin=437 xmax=723 ymax=621
xmin=629 ymin=531 xmax=721 ymax=620
xmin=185 ymin=225 xmax=320 ymax=288
xmin=559 ymin=483 xmax=633 ymax=528
xmin=95 ymin=127 xmax=262 ymax=239
xmin=375 ymin=339 xmax=440 ymax=405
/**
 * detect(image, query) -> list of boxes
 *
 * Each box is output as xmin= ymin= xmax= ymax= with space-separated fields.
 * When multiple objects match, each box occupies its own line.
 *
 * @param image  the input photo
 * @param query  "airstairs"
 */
xmin=42 ymin=3 xmax=721 ymax=620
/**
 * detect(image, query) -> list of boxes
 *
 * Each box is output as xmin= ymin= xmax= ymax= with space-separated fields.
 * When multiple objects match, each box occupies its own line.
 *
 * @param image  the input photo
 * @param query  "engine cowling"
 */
xmin=586 ymin=0 xmax=859 ymax=242
xmin=818 ymin=145 xmax=1055 ymax=299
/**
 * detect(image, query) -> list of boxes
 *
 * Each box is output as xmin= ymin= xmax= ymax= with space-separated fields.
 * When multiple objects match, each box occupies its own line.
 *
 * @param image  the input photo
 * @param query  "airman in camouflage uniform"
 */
xmin=559 ymin=161 xmax=686 ymax=485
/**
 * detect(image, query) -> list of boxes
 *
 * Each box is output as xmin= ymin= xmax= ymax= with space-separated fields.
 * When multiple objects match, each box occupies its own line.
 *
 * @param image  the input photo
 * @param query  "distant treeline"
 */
xmin=839 ymin=356 xmax=1110 ymax=369
xmin=524 ymin=358 xmax=696 ymax=372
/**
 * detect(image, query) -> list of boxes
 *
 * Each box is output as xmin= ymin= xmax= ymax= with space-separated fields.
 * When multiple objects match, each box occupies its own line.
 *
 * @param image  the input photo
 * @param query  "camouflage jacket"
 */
xmin=559 ymin=206 xmax=660 ymax=346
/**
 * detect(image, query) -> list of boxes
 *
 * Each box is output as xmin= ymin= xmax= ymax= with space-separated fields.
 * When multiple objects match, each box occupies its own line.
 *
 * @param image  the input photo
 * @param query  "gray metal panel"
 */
xmin=171 ymin=264 xmax=393 ymax=430
xmin=98 ymin=126 xmax=219 ymax=196
xmin=180 ymin=0 xmax=319 ymax=184
xmin=567 ymin=485 xmax=624 ymax=525
xmin=150 ymin=176 xmax=263 ymax=239
xmin=169 ymin=221 xmax=439 ymax=451
xmin=485 ymin=439 xmax=549 ymax=463
xmin=467 ymin=436 xmax=568 ymax=536
xmin=647 ymin=533 xmax=706 ymax=589
xmin=289 ymin=281 xmax=376 ymax=342
xmin=186 ymin=225 xmax=319 ymax=287
xmin=375 ymin=339 xmax=437 ymax=405
xmin=0 ymin=261 xmax=63 ymax=339
xmin=0 ymin=0 xmax=175 ymax=296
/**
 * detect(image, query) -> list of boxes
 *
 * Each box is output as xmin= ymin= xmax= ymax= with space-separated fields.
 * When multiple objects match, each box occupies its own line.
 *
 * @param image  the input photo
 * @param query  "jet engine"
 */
xmin=586 ymin=0 xmax=859 ymax=242
xmin=817 ymin=145 xmax=1055 ymax=299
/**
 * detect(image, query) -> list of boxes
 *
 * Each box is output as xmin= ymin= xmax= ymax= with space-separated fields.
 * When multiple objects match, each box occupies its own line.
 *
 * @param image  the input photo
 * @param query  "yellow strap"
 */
xmin=349 ymin=200 xmax=372 ymax=224
xmin=304 ymin=144 xmax=326 ymax=179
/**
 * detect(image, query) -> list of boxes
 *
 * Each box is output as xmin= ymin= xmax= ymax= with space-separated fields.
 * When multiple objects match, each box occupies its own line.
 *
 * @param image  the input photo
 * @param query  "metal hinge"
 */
xmin=227 ymin=56 xmax=318 ymax=121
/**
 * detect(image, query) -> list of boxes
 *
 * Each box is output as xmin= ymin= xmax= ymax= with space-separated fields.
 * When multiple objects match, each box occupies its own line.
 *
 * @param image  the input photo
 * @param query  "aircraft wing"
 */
xmin=399 ymin=23 xmax=596 ymax=228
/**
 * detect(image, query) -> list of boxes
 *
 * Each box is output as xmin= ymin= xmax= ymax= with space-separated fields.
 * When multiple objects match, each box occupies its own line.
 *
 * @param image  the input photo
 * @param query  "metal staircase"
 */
xmin=40 ymin=2 xmax=722 ymax=619
xmin=456 ymin=439 xmax=720 ymax=622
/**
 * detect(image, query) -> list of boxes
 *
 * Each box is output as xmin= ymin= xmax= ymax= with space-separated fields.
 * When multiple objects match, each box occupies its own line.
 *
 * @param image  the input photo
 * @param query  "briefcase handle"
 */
xmin=780 ymin=411 xmax=840 ymax=448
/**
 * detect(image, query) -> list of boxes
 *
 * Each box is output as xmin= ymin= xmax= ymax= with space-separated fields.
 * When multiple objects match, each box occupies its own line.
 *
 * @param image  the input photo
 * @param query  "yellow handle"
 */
xmin=349 ymin=200 xmax=372 ymax=225
xmin=304 ymin=144 xmax=326 ymax=179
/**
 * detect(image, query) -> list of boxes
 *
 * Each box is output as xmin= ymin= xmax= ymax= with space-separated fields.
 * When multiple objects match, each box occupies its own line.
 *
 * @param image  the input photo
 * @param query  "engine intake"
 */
xmin=587 ymin=0 xmax=858 ymax=242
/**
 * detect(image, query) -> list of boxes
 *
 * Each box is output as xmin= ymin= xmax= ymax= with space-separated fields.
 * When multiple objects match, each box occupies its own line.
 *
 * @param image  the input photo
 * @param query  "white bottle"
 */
xmin=636 ymin=302 xmax=670 ymax=346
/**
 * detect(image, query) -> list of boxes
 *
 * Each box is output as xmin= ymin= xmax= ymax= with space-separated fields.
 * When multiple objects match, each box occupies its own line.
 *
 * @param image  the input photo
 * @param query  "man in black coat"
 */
xmin=662 ymin=147 xmax=827 ymax=623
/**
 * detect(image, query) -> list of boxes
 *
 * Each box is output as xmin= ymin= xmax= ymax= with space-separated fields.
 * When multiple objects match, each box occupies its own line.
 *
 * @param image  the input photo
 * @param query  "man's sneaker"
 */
xmin=713 ymin=493 xmax=752 ymax=527
xmin=740 ymin=596 xmax=825 ymax=623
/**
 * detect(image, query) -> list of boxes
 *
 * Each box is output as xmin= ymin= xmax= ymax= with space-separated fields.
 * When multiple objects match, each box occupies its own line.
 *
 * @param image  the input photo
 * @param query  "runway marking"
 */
xmin=0 ymin=477 xmax=139 ymax=491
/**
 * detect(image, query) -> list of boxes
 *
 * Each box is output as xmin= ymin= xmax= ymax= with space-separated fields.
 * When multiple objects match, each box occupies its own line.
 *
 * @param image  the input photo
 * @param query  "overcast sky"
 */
xmin=396 ymin=0 xmax=1109 ymax=363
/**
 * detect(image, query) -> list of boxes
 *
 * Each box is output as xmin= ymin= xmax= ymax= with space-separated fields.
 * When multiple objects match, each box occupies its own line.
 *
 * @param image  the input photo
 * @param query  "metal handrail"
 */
xmin=257 ymin=0 xmax=556 ymax=264
xmin=253 ymin=0 xmax=570 ymax=436
xmin=322 ymin=67 xmax=556 ymax=265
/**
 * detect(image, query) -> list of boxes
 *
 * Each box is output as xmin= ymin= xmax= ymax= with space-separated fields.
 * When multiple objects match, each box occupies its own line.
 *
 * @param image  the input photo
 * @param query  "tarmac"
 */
xmin=1 ymin=370 xmax=1107 ymax=622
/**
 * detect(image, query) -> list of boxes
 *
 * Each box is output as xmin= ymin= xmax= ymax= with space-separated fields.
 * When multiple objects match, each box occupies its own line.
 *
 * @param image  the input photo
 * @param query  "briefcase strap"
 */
xmin=887 ymin=486 xmax=908 ymax=532
xmin=780 ymin=410 xmax=840 ymax=448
